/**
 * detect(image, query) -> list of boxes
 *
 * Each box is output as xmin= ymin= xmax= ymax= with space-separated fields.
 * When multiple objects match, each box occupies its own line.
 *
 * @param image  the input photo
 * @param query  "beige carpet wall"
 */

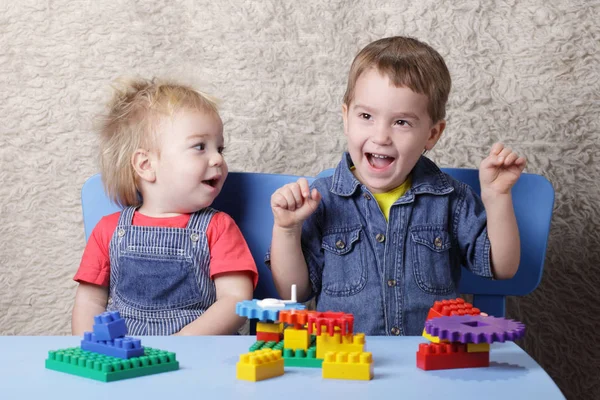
xmin=1 ymin=1 xmax=599 ymax=398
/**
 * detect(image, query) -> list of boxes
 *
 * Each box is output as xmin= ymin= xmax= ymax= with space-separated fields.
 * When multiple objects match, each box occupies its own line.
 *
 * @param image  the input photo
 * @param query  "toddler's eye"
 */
xmin=395 ymin=120 xmax=410 ymax=126
xmin=194 ymin=143 xmax=206 ymax=151
xmin=218 ymin=146 xmax=226 ymax=154
xmin=359 ymin=113 xmax=372 ymax=120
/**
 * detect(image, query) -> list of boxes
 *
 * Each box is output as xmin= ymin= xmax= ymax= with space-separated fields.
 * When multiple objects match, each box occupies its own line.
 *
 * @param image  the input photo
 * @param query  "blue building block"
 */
xmin=81 ymin=332 xmax=144 ymax=359
xmin=93 ymin=311 xmax=127 ymax=341
xmin=235 ymin=300 xmax=305 ymax=322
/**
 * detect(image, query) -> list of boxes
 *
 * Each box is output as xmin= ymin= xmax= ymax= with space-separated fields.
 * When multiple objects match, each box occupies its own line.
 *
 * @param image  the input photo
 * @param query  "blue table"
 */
xmin=0 ymin=336 xmax=564 ymax=399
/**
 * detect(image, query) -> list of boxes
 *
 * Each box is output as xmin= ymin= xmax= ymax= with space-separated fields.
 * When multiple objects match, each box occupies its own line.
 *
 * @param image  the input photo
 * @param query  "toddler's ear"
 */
xmin=131 ymin=149 xmax=156 ymax=183
xmin=425 ymin=120 xmax=446 ymax=151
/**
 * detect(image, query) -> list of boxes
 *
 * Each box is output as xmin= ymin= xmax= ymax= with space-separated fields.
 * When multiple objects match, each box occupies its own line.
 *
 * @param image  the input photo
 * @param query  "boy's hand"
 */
xmin=271 ymin=178 xmax=321 ymax=230
xmin=479 ymin=143 xmax=527 ymax=196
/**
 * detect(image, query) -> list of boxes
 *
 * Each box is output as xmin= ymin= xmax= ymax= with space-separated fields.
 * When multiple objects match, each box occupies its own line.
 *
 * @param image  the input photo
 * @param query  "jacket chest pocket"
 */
xmin=410 ymin=225 xmax=455 ymax=295
xmin=321 ymin=226 xmax=367 ymax=297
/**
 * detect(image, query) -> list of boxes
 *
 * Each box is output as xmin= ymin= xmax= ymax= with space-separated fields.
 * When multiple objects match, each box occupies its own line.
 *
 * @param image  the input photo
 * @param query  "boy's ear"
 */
xmin=131 ymin=149 xmax=156 ymax=183
xmin=342 ymin=103 xmax=349 ymax=136
xmin=424 ymin=120 xmax=446 ymax=151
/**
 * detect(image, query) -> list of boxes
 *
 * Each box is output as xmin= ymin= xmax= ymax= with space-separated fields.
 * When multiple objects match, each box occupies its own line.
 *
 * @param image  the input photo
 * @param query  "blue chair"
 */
xmin=81 ymin=172 xmax=314 ymax=301
xmin=315 ymin=167 xmax=554 ymax=317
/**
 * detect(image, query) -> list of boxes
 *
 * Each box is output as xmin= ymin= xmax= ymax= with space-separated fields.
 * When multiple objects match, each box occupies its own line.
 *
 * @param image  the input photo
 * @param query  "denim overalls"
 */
xmin=297 ymin=152 xmax=493 ymax=336
xmin=106 ymin=206 xmax=217 ymax=335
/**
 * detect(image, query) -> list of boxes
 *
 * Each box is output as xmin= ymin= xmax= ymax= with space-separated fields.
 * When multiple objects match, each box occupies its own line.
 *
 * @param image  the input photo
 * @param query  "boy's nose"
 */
xmin=371 ymin=124 xmax=392 ymax=145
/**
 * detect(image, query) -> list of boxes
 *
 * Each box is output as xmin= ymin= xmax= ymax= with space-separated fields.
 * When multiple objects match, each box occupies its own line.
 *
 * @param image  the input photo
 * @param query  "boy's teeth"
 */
xmin=371 ymin=154 xmax=388 ymax=159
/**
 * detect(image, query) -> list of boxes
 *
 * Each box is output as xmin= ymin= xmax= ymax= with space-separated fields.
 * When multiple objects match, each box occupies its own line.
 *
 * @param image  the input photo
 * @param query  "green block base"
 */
xmin=45 ymin=347 xmax=179 ymax=382
xmin=250 ymin=337 xmax=323 ymax=368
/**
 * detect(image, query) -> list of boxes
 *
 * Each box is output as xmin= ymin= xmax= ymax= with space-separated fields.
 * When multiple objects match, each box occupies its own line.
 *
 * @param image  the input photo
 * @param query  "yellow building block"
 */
xmin=236 ymin=349 xmax=284 ymax=382
xmin=284 ymin=327 xmax=310 ymax=351
xmin=256 ymin=322 xmax=284 ymax=333
xmin=467 ymin=343 xmax=490 ymax=353
xmin=316 ymin=331 xmax=365 ymax=359
xmin=422 ymin=328 xmax=449 ymax=344
xmin=322 ymin=351 xmax=373 ymax=381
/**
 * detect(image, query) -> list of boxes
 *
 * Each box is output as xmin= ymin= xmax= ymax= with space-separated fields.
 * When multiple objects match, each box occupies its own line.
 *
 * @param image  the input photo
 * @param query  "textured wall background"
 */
xmin=1 ymin=0 xmax=598 ymax=398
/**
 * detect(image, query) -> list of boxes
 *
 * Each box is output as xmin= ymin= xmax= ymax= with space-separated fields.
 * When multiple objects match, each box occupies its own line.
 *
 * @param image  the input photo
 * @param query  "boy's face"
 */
xmin=151 ymin=109 xmax=228 ymax=214
xmin=342 ymin=68 xmax=445 ymax=193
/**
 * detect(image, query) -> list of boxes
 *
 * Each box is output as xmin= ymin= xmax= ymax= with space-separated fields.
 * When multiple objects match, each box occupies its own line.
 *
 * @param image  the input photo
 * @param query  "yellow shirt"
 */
xmin=372 ymin=178 xmax=412 ymax=221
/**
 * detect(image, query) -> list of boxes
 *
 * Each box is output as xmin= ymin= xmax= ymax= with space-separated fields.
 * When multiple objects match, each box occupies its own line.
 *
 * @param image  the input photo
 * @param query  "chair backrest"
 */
xmin=81 ymin=172 xmax=314 ymax=300
xmin=315 ymin=167 xmax=555 ymax=317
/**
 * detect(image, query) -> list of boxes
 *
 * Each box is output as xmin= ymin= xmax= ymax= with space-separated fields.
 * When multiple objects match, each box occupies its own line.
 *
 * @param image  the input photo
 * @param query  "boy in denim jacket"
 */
xmin=268 ymin=36 xmax=526 ymax=335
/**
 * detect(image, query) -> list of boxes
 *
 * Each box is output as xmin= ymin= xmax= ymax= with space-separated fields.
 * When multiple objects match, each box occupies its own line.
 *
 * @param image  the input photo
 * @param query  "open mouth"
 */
xmin=366 ymin=153 xmax=395 ymax=169
xmin=202 ymin=177 xmax=220 ymax=188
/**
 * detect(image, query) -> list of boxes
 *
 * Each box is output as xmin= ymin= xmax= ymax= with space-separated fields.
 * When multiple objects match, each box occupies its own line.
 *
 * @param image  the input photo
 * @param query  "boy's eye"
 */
xmin=359 ymin=113 xmax=372 ymax=120
xmin=395 ymin=119 xmax=410 ymax=126
xmin=218 ymin=146 xmax=226 ymax=154
xmin=194 ymin=143 xmax=206 ymax=151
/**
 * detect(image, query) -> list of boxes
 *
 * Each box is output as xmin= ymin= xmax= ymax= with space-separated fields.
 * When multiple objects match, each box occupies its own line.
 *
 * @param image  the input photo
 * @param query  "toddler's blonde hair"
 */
xmin=98 ymin=77 xmax=220 ymax=207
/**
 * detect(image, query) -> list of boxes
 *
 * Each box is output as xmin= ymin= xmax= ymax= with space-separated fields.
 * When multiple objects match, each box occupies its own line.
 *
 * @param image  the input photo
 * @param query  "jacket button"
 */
xmin=434 ymin=237 xmax=443 ymax=248
xmin=376 ymin=233 xmax=385 ymax=243
xmin=387 ymin=279 xmax=396 ymax=287
xmin=391 ymin=327 xmax=400 ymax=335
xmin=335 ymin=240 xmax=345 ymax=249
xmin=363 ymin=193 xmax=371 ymax=200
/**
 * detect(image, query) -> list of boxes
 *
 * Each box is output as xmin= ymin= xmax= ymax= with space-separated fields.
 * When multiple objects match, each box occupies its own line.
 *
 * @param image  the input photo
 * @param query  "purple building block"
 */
xmin=92 ymin=311 xmax=127 ymax=341
xmin=81 ymin=332 xmax=144 ymax=359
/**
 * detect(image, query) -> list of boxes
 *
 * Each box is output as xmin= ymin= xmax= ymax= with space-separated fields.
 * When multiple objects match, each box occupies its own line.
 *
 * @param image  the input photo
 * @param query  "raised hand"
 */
xmin=271 ymin=178 xmax=321 ymax=230
xmin=479 ymin=143 xmax=527 ymax=196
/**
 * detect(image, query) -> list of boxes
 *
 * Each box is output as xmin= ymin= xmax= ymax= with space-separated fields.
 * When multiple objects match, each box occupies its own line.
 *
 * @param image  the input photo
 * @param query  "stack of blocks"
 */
xmin=45 ymin=311 xmax=179 ymax=382
xmin=416 ymin=298 xmax=526 ymax=371
xmin=236 ymin=298 xmax=373 ymax=381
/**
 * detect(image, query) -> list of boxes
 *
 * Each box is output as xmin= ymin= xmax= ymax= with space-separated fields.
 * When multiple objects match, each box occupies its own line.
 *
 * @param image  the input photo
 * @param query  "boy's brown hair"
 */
xmin=97 ymin=77 xmax=220 ymax=207
xmin=343 ymin=36 xmax=451 ymax=123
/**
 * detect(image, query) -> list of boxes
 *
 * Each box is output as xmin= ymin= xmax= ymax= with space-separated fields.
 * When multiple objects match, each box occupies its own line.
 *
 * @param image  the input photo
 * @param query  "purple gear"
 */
xmin=425 ymin=315 xmax=525 ymax=344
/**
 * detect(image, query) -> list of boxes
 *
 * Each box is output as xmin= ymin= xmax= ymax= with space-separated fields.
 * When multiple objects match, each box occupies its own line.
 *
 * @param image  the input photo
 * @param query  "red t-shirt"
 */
xmin=74 ymin=211 xmax=258 ymax=288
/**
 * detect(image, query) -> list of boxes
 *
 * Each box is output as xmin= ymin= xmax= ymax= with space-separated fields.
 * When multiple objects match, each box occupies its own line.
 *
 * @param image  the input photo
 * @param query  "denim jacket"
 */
xmin=300 ymin=152 xmax=492 ymax=336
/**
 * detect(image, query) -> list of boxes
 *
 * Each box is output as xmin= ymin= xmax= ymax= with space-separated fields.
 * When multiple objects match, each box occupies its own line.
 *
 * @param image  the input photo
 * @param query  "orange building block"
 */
xmin=257 ymin=331 xmax=282 ymax=343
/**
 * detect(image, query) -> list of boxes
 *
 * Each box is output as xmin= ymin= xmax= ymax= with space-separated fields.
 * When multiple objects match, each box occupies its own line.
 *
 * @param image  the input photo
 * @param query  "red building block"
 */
xmin=416 ymin=342 xmax=489 ymax=371
xmin=257 ymin=332 xmax=283 ymax=343
xmin=426 ymin=298 xmax=481 ymax=321
xmin=307 ymin=312 xmax=354 ymax=336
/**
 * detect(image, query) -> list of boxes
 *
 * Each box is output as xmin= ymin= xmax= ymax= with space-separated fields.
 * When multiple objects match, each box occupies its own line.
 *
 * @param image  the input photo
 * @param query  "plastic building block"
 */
xmin=426 ymin=298 xmax=481 ymax=321
xmin=283 ymin=327 xmax=310 ymax=351
xmin=256 ymin=331 xmax=282 ymax=343
xmin=249 ymin=340 xmax=282 ymax=352
xmin=236 ymin=300 xmax=305 ymax=322
xmin=308 ymin=311 xmax=354 ymax=336
xmin=425 ymin=315 xmax=526 ymax=344
xmin=236 ymin=349 xmax=284 ymax=382
xmin=322 ymin=351 xmax=373 ymax=381
xmin=256 ymin=322 xmax=284 ymax=333
xmin=316 ymin=330 xmax=365 ymax=359
xmin=416 ymin=342 xmax=489 ymax=370
xmin=282 ymin=346 xmax=323 ymax=368
xmin=45 ymin=347 xmax=178 ymax=382
xmin=92 ymin=311 xmax=127 ymax=341
xmin=278 ymin=309 xmax=314 ymax=329
xmin=81 ymin=333 xmax=144 ymax=359
xmin=467 ymin=343 xmax=490 ymax=353
xmin=422 ymin=328 xmax=449 ymax=344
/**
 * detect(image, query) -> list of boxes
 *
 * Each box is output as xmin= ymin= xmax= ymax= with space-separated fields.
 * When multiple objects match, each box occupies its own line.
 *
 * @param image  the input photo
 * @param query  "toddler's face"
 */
xmin=153 ymin=109 xmax=227 ymax=213
xmin=342 ymin=68 xmax=444 ymax=193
